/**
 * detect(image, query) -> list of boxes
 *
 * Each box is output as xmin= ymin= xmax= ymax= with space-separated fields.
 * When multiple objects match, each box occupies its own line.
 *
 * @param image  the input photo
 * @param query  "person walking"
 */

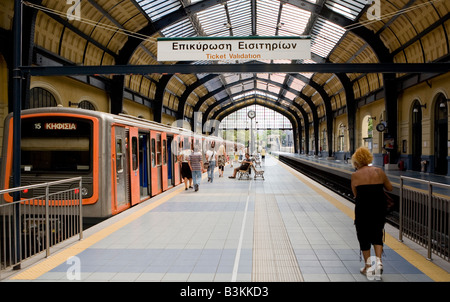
xmin=178 ymin=141 xmax=193 ymax=190
xmin=206 ymin=141 xmax=217 ymax=183
xmin=189 ymin=144 xmax=205 ymax=192
xmin=350 ymin=147 xmax=393 ymax=280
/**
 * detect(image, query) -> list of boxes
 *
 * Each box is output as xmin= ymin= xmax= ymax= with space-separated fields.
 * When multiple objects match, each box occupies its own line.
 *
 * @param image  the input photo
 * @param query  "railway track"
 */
xmin=278 ymin=154 xmax=399 ymax=228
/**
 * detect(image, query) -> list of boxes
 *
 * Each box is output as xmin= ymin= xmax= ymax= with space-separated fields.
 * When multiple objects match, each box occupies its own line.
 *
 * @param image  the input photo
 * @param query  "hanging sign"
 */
xmin=157 ymin=36 xmax=311 ymax=61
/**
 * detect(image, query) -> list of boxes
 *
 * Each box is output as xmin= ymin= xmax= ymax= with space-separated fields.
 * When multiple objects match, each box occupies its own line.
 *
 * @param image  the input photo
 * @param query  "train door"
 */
xmin=139 ymin=132 xmax=150 ymax=199
xmin=150 ymin=131 xmax=162 ymax=195
xmin=113 ymin=126 xmax=129 ymax=211
xmin=167 ymin=135 xmax=174 ymax=187
xmin=173 ymin=135 xmax=181 ymax=186
xmin=128 ymin=128 xmax=140 ymax=206
xmin=161 ymin=132 xmax=168 ymax=191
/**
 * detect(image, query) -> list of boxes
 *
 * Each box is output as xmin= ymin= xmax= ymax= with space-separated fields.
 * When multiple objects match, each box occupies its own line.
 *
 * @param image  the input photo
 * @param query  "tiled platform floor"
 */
xmin=4 ymin=156 xmax=449 ymax=283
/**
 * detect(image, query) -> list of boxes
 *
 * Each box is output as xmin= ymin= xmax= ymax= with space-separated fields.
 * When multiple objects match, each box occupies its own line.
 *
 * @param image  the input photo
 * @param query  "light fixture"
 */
xmin=413 ymin=104 xmax=426 ymax=113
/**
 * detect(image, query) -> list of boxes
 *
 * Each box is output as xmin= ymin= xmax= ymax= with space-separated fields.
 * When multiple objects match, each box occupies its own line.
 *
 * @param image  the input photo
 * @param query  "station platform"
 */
xmin=2 ymin=155 xmax=449 ymax=286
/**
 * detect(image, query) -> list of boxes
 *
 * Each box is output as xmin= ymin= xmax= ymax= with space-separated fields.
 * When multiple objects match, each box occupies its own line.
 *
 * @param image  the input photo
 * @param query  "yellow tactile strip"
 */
xmin=278 ymin=160 xmax=450 ymax=282
xmin=252 ymin=192 xmax=304 ymax=282
xmin=10 ymin=186 xmax=185 ymax=280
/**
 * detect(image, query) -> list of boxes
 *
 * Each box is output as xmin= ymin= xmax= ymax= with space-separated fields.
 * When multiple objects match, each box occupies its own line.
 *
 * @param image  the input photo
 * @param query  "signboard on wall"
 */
xmin=157 ymin=36 xmax=311 ymax=62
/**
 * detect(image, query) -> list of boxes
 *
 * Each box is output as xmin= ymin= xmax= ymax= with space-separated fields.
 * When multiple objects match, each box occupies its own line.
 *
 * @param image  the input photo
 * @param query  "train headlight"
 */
xmin=81 ymin=187 xmax=89 ymax=196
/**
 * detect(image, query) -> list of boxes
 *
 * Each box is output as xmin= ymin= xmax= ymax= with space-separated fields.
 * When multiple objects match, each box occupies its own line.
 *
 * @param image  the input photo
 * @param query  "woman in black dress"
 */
xmin=351 ymin=147 xmax=393 ymax=280
xmin=178 ymin=142 xmax=193 ymax=190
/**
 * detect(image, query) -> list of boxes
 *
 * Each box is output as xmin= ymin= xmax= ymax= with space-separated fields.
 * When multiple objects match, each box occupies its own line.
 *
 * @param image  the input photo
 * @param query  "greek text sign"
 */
xmin=157 ymin=36 xmax=311 ymax=61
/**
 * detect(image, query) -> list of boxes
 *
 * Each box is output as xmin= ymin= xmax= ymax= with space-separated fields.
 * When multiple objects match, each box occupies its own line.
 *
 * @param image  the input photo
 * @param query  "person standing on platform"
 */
xmin=189 ymin=144 xmax=205 ymax=192
xmin=206 ymin=141 xmax=217 ymax=183
xmin=217 ymin=143 xmax=226 ymax=178
xmin=351 ymin=147 xmax=393 ymax=280
xmin=261 ymin=148 xmax=266 ymax=161
xmin=178 ymin=141 xmax=193 ymax=190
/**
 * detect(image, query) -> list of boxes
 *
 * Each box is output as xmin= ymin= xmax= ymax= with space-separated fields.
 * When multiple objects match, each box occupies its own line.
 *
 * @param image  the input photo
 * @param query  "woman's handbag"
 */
xmin=203 ymin=162 xmax=210 ymax=170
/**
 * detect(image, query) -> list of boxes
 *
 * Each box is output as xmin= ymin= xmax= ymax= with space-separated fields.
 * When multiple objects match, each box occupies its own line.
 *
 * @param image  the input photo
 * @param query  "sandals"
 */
xmin=361 ymin=260 xmax=375 ymax=280
xmin=361 ymin=257 xmax=383 ymax=281
xmin=374 ymin=257 xmax=383 ymax=280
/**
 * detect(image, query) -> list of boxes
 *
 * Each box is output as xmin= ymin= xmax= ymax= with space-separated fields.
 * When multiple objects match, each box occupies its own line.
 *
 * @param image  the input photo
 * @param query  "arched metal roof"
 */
xmin=4 ymin=0 xmax=450 ymax=145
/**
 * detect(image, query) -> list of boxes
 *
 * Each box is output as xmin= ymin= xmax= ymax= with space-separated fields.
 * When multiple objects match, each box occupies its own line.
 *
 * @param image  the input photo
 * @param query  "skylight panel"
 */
xmin=256 ymin=80 xmax=268 ymax=90
xmin=228 ymin=0 xmax=252 ymax=36
xmin=203 ymin=77 xmax=224 ymax=91
xmin=256 ymin=0 xmax=279 ymax=36
xmin=289 ymin=77 xmax=306 ymax=91
xmin=257 ymin=74 xmax=269 ymax=80
xmin=222 ymin=74 xmax=240 ymax=85
xmin=284 ymin=90 xmax=297 ymax=101
xmin=136 ymin=0 xmax=181 ymax=22
xmin=325 ymin=0 xmax=367 ymax=21
xmin=270 ymin=73 xmax=285 ymax=84
xmin=160 ymin=18 xmax=196 ymax=38
xmin=267 ymin=84 xmax=280 ymax=95
xmin=214 ymin=90 xmax=229 ymax=101
xmin=311 ymin=17 xmax=346 ymax=58
xmin=197 ymin=4 xmax=228 ymax=36
xmin=278 ymin=3 xmax=311 ymax=36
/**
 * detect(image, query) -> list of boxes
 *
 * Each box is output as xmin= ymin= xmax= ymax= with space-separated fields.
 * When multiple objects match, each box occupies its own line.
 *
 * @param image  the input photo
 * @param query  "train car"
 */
xmin=0 ymin=107 xmax=236 ymax=223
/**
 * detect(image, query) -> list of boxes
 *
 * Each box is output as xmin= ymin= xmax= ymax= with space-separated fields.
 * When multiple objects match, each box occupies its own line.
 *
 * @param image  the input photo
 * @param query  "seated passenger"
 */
xmin=229 ymin=153 xmax=252 ymax=178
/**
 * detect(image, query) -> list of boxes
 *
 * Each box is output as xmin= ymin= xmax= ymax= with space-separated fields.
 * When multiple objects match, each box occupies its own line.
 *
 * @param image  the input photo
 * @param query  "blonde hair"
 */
xmin=351 ymin=147 xmax=373 ymax=169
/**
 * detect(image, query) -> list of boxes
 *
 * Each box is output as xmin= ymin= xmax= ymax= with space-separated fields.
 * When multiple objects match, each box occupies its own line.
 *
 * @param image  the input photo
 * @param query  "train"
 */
xmin=1 ymin=107 xmax=240 ymax=223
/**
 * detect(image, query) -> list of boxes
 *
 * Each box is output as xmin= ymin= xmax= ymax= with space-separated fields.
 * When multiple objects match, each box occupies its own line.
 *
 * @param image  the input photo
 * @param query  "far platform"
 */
xmin=276 ymin=152 xmax=450 ymax=198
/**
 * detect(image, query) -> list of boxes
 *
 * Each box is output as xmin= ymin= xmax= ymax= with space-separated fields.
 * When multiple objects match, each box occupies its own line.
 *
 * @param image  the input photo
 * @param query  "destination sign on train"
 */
xmin=44 ymin=122 xmax=77 ymax=130
xmin=157 ymin=36 xmax=311 ymax=61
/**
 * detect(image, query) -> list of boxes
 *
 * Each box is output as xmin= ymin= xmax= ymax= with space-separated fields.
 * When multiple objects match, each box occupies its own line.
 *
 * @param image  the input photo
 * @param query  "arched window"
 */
xmin=338 ymin=123 xmax=346 ymax=151
xmin=434 ymin=94 xmax=448 ymax=175
xmin=321 ymin=128 xmax=327 ymax=151
xmin=29 ymin=87 xmax=57 ymax=108
xmin=362 ymin=115 xmax=373 ymax=152
xmin=411 ymin=100 xmax=423 ymax=171
xmin=78 ymin=100 xmax=96 ymax=111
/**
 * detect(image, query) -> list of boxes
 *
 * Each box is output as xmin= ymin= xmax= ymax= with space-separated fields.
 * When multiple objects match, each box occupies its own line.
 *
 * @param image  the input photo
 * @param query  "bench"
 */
xmin=252 ymin=165 xmax=264 ymax=180
xmin=253 ymin=157 xmax=261 ymax=168
xmin=237 ymin=164 xmax=252 ymax=180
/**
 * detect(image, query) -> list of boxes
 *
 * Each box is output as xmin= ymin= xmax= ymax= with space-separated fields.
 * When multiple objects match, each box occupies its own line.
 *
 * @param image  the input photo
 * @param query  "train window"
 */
xmin=174 ymin=140 xmax=178 ymax=162
xmin=116 ymin=138 xmax=123 ymax=173
xmin=156 ymin=134 xmax=161 ymax=166
xmin=132 ymin=137 xmax=138 ymax=171
xmin=20 ymin=117 xmax=92 ymax=173
xmin=163 ymin=140 xmax=167 ymax=165
xmin=151 ymin=138 xmax=156 ymax=167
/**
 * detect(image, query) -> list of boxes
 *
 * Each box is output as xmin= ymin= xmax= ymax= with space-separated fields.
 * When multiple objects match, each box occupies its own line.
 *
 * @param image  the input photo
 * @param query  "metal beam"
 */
xmin=21 ymin=63 xmax=450 ymax=76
